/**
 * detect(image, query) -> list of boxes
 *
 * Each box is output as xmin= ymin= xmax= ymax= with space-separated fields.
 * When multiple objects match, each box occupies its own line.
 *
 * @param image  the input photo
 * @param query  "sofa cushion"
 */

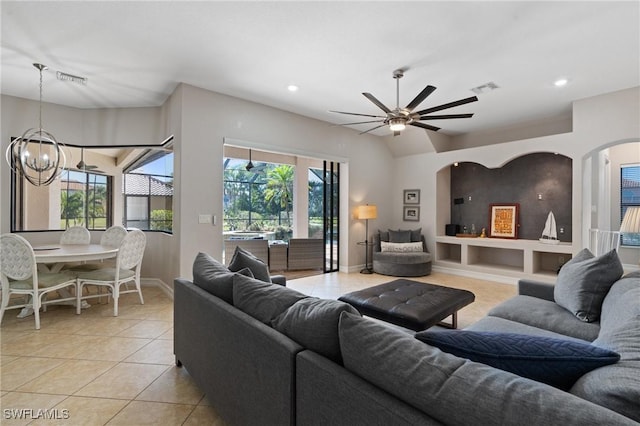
xmin=414 ymin=330 xmax=620 ymax=390
xmin=467 ymin=315 xmax=591 ymax=343
xmin=338 ymin=312 xmax=629 ymax=425
xmin=228 ymin=246 xmax=272 ymax=283
xmin=388 ymin=229 xmax=411 ymax=243
xmin=232 ymin=274 xmax=308 ymax=324
xmin=410 ymin=228 xmax=422 ymax=242
xmin=378 ymin=230 xmax=389 ymax=242
xmin=596 ymin=271 xmax=640 ymax=358
xmin=570 ymin=272 xmax=640 ymax=422
xmin=192 ymin=252 xmax=254 ymax=304
xmin=488 ymin=295 xmax=600 ymax=341
xmin=571 ymin=361 xmax=640 ymax=423
xmin=373 ymin=251 xmax=432 ymax=265
xmin=272 ymin=298 xmax=359 ymax=364
xmin=554 ymin=248 xmax=623 ymax=322
xmin=380 ymin=241 xmax=423 ymax=253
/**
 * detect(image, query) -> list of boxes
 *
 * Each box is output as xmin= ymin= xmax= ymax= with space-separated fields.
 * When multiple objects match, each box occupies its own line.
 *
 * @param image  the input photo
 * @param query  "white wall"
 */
xmin=3 ymin=85 xmax=638 ymax=286
xmin=392 ymin=87 xmax=640 ymax=270
xmin=171 ymin=84 xmax=394 ymax=279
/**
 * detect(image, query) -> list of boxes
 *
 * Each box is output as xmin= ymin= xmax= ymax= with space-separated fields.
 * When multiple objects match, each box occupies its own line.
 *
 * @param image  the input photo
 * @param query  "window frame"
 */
xmin=620 ymin=163 xmax=640 ymax=247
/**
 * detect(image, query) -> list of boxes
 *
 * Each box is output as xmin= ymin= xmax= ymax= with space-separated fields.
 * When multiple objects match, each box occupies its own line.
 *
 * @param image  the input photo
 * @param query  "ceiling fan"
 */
xmin=76 ymin=148 xmax=103 ymax=173
xmin=245 ymin=149 xmax=266 ymax=174
xmin=331 ymin=69 xmax=478 ymax=135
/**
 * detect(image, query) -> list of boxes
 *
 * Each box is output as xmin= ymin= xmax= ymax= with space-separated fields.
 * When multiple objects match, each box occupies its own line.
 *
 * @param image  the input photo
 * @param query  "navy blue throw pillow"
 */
xmin=414 ymin=331 xmax=620 ymax=390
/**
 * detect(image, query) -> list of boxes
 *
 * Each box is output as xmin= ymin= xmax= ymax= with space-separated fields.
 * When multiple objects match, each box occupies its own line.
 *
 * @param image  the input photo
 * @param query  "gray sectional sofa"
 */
xmin=174 ymin=251 xmax=639 ymax=425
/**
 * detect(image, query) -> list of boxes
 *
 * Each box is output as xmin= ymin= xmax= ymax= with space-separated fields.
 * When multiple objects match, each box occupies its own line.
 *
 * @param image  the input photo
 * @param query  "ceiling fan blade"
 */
xmin=358 ymin=124 xmax=387 ymax=135
xmin=405 ymin=85 xmax=436 ymax=112
xmin=362 ymin=93 xmax=392 ymax=113
xmin=329 ymin=110 xmax=386 ymax=118
xmin=333 ymin=119 xmax=385 ymax=126
xmin=410 ymin=122 xmax=441 ymax=132
xmin=420 ymin=113 xmax=475 ymax=120
xmin=415 ymin=96 xmax=478 ymax=116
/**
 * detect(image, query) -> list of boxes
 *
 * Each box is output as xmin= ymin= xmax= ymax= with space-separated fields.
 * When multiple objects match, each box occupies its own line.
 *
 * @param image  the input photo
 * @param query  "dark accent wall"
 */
xmin=450 ymin=153 xmax=572 ymax=241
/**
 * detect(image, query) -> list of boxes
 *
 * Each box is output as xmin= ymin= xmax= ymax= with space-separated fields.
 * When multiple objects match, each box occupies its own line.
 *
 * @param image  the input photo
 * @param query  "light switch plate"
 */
xmin=198 ymin=214 xmax=212 ymax=224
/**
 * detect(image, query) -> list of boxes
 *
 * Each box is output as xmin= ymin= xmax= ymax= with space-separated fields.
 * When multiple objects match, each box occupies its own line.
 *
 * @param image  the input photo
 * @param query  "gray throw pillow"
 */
xmin=192 ymin=252 xmax=248 ymax=303
xmin=272 ymin=298 xmax=359 ymax=364
xmin=232 ymin=274 xmax=308 ymax=324
xmin=410 ymin=228 xmax=422 ymax=242
xmin=554 ymin=248 xmax=623 ymax=322
xmin=378 ymin=230 xmax=389 ymax=242
xmin=388 ymin=229 xmax=411 ymax=243
xmin=228 ymin=246 xmax=271 ymax=283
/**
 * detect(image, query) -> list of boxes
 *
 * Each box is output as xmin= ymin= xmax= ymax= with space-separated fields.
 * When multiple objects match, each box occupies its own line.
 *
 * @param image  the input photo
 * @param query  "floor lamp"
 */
xmin=358 ymin=204 xmax=377 ymax=274
xmin=620 ymin=206 xmax=640 ymax=265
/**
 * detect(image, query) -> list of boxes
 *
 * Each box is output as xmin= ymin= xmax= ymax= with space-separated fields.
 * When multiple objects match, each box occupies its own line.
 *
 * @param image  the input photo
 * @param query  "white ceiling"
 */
xmin=2 ymin=1 xmax=639 ymax=137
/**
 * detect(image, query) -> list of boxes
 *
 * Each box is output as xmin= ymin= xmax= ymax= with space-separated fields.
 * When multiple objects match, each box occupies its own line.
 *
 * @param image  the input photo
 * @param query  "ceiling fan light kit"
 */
xmin=5 ymin=63 xmax=66 ymax=186
xmin=331 ymin=69 xmax=478 ymax=136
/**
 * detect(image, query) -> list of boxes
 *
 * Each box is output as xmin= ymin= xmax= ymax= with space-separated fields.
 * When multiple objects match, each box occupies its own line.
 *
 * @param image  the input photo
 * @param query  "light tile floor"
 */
xmin=0 ymin=272 xmax=516 ymax=425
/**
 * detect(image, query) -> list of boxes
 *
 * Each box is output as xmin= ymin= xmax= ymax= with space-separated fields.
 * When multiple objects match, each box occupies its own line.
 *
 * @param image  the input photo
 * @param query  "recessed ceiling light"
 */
xmin=554 ymin=78 xmax=568 ymax=87
xmin=287 ymin=85 xmax=299 ymax=92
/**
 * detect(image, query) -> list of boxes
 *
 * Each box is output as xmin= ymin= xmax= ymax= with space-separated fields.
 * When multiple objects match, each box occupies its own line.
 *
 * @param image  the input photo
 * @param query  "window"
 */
xmin=223 ymin=157 xmax=294 ymax=240
xmin=60 ymin=170 xmax=111 ymax=230
xmin=621 ymin=164 xmax=640 ymax=246
xmin=12 ymin=167 xmax=112 ymax=231
xmin=123 ymin=152 xmax=173 ymax=232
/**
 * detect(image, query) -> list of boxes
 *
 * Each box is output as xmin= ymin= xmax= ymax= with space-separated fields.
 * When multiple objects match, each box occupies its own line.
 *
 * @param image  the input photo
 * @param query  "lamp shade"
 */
xmin=357 ymin=204 xmax=377 ymax=220
xmin=620 ymin=206 xmax=640 ymax=233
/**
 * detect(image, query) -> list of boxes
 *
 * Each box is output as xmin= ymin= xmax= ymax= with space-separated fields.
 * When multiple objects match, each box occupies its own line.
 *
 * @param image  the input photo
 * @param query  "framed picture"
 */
xmin=403 ymin=189 xmax=420 ymax=204
xmin=403 ymin=206 xmax=420 ymax=221
xmin=489 ymin=203 xmax=519 ymax=239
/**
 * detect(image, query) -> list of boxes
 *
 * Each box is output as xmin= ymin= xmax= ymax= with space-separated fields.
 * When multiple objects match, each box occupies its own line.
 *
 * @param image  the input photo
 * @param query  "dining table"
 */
xmin=13 ymin=243 xmax=120 ymax=318
xmin=33 ymin=243 xmax=119 ymax=272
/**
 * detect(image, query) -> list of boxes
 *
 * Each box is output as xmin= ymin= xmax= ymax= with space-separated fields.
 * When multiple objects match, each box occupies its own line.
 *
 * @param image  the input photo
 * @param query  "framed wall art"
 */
xmin=403 ymin=189 xmax=420 ymax=205
xmin=489 ymin=203 xmax=519 ymax=239
xmin=403 ymin=206 xmax=420 ymax=221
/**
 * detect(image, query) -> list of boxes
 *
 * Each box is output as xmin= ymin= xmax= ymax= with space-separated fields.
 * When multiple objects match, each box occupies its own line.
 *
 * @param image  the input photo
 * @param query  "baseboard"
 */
xmin=141 ymin=278 xmax=174 ymax=300
xmin=431 ymin=265 xmax=519 ymax=285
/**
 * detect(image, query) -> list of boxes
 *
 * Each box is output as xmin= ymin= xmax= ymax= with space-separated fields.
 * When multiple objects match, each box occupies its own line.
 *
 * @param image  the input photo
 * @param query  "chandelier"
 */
xmin=5 ymin=63 xmax=66 ymax=186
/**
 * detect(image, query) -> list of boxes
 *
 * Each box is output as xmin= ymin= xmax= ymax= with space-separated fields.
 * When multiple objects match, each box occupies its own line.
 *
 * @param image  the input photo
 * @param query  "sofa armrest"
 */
xmin=518 ymin=279 xmax=555 ymax=301
xmin=271 ymin=274 xmax=287 ymax=286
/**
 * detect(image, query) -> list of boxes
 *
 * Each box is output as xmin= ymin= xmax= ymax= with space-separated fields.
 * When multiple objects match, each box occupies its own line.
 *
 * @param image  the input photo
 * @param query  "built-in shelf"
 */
xmin=434 ymin=236 xmax=574 ymax=283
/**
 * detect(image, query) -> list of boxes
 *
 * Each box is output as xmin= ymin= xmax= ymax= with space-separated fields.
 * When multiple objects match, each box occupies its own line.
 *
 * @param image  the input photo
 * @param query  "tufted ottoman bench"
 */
xmin=338 ymin=279 xmax=475 ymax=331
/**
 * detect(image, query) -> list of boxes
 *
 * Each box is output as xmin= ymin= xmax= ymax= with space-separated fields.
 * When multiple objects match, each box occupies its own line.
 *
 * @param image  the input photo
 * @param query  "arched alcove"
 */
xmin=437 ymin=153 xmax=572 ymax=240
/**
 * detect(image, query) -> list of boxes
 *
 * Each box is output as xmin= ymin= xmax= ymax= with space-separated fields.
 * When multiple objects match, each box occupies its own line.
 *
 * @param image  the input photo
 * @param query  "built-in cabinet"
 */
xmin=435 ymin=236 xmax=573 ymax=282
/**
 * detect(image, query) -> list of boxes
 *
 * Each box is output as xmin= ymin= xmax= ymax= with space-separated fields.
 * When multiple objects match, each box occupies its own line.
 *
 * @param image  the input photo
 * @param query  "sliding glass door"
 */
xmin=323 ymin=161 xmax=339 ymax=272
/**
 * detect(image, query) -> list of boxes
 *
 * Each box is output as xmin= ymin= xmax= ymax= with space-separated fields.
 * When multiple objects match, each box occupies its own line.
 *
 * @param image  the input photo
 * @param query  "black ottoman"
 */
xmin=338 ymin=279 xmax=475 ymax=331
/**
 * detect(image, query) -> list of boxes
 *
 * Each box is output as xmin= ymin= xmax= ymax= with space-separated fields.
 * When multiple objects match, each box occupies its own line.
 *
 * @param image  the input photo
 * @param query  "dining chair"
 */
xmin=588 ymin=229 xmax=621 ymax=256
xmin=60 ymin=226 xmax=91 ymax=245
xmin=100 ymin=225 xmax=128 ymax=247
xmin=76 ymin=229 xmax=146 ymax=316
xmin=0 ymin=234 xmax=77 ymax=329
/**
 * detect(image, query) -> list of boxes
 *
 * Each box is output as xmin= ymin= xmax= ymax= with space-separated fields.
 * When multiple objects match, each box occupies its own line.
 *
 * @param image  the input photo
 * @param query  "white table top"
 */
xmin=33 ymin=244 xmax=118 ymax=264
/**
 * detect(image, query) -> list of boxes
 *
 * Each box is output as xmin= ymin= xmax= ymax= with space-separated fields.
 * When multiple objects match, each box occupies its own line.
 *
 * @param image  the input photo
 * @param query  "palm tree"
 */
xmin=265 ymin=165 xmax=294 ymax=226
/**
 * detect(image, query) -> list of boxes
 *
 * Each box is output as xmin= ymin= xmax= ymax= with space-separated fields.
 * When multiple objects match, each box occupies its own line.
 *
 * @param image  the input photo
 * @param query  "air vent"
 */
xmin=471 ymin=82 xmax=499 ymax=95
xmin=56 ymin=71 xmax=87 ymax=85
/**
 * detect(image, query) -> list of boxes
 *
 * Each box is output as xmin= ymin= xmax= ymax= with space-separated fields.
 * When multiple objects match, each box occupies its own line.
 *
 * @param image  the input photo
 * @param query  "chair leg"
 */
xmin=33 ymin=293 xmax=41 ymax=330
xmin=136 ymin=278 xmax=144 ymax=305
xmin=0 ymin=291 xmax=9 ymax=326
xmin=76 ymin=280 xmax=83 ymax=315
xmin=113 ymin=285 xmax=119 ymax=317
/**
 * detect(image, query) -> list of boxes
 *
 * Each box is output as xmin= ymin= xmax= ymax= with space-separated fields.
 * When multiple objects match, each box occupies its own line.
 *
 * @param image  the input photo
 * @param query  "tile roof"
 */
xmin=124 ymin=174 xmax=173 ymax=196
